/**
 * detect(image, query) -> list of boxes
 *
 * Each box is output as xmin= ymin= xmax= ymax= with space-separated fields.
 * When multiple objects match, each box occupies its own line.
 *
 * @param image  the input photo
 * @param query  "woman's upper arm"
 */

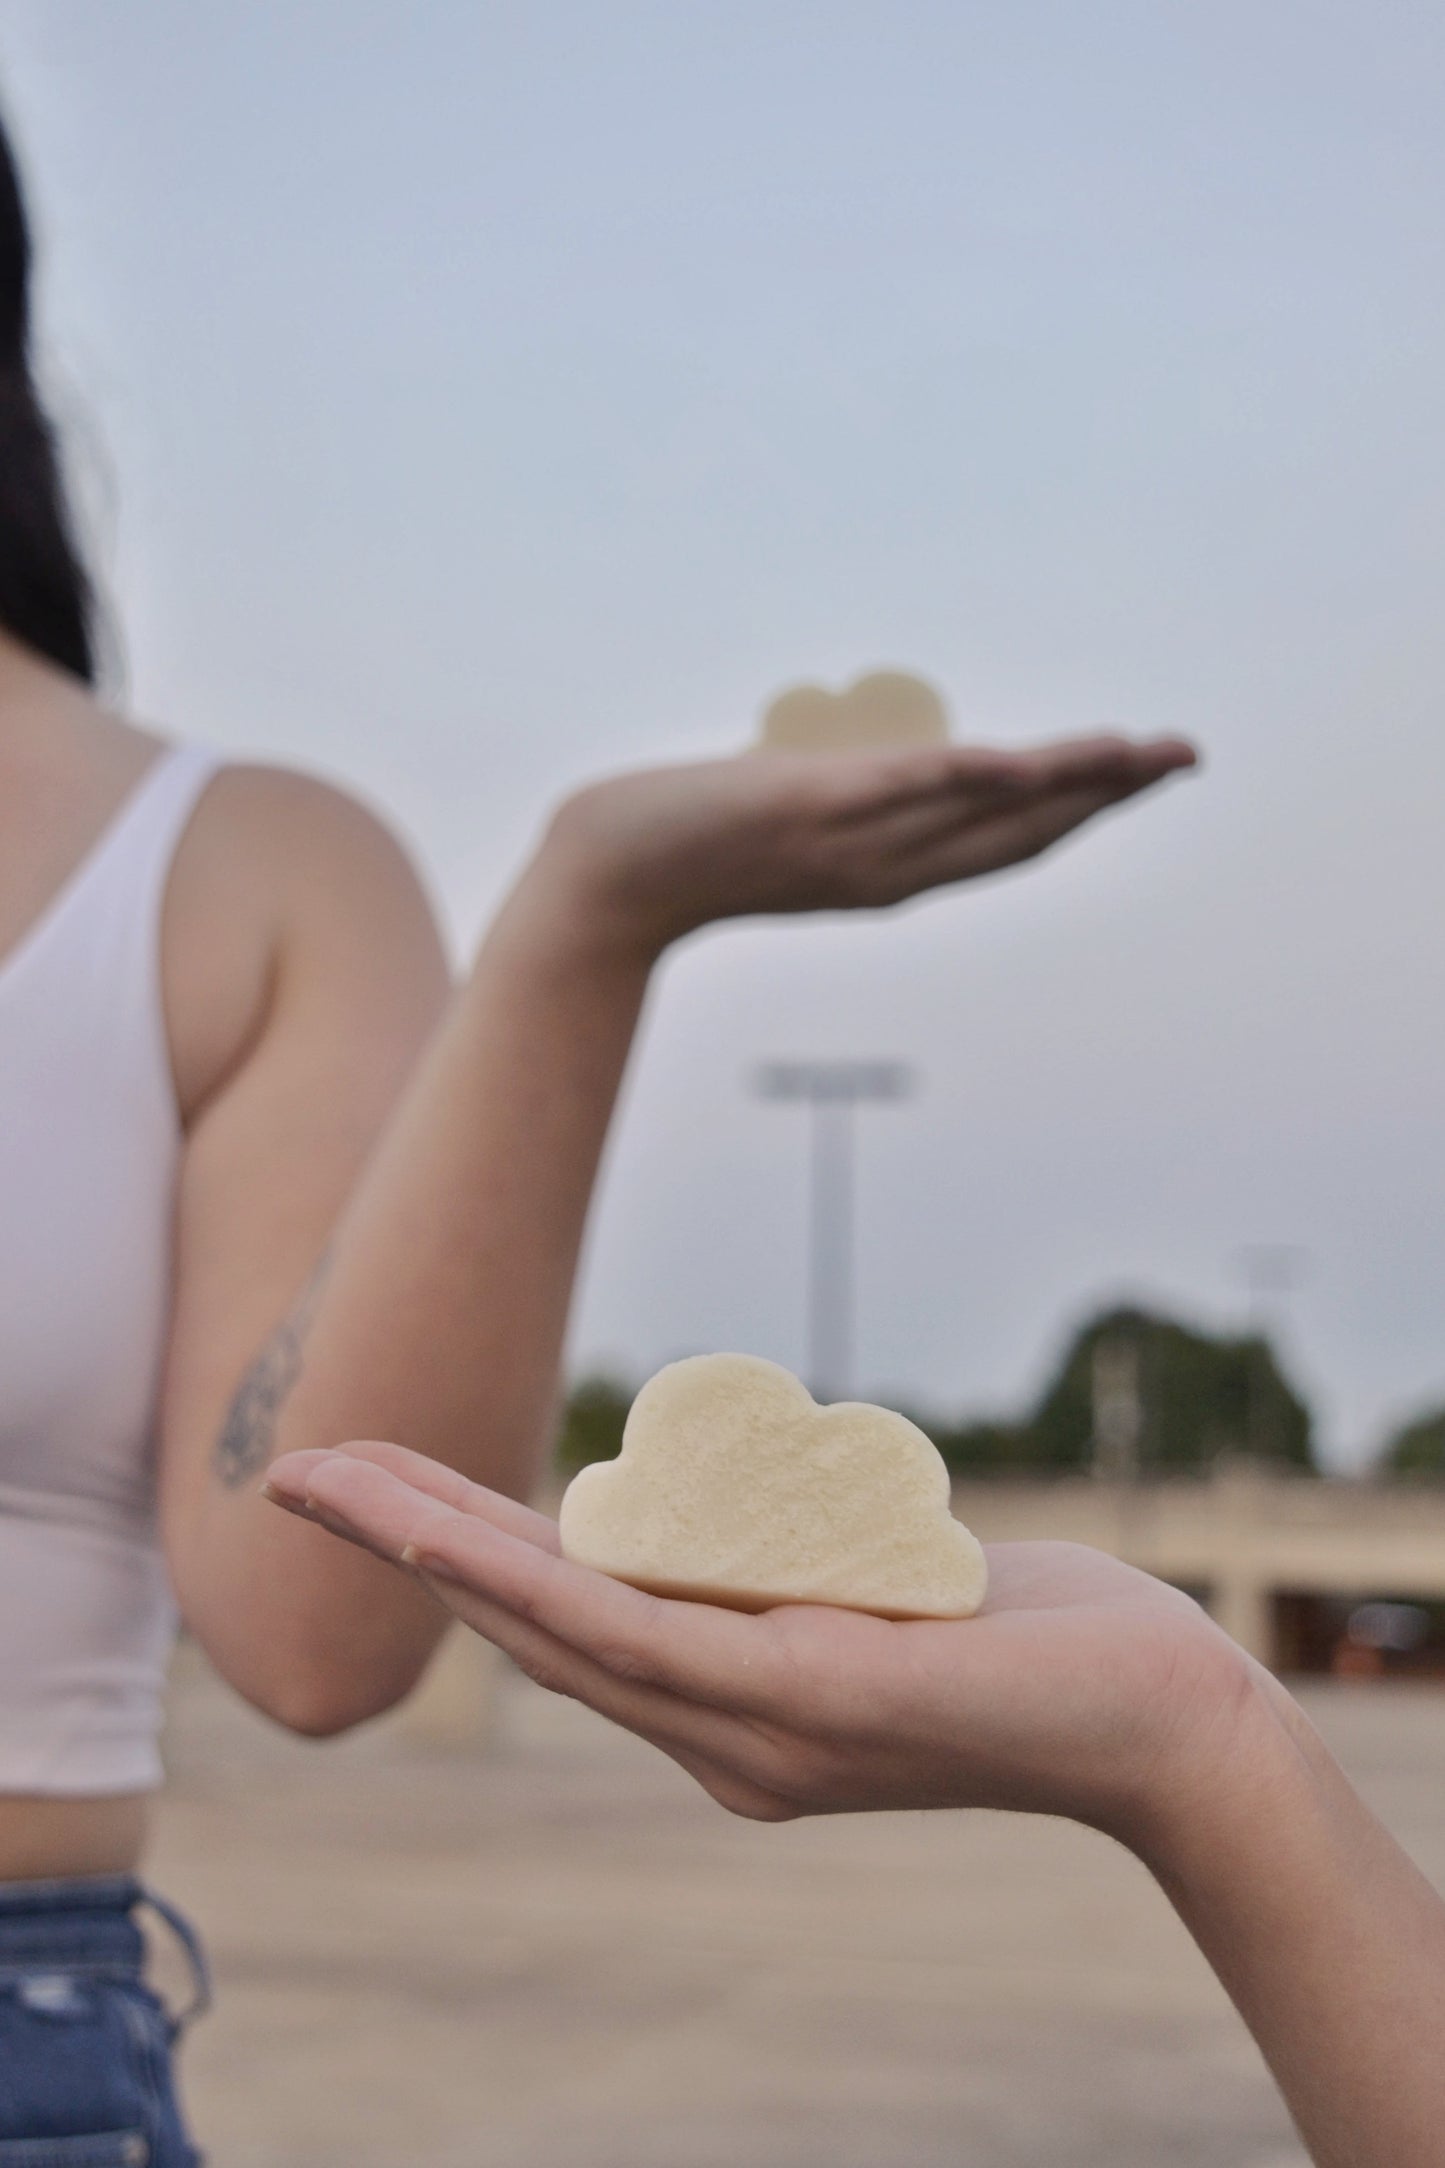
xmin=156 ymin=766 xmax=452 ymax=1576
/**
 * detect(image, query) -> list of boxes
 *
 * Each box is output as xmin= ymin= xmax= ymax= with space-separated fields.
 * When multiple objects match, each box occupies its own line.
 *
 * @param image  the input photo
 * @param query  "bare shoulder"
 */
xmin=165 ymin=760 xmax=452 ymax=1123
xmin=181 ymin=761 xmax=440 ymax=925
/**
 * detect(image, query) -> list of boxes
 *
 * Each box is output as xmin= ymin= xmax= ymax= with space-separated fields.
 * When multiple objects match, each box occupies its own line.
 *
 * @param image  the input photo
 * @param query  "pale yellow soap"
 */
xmin=760 ymin=669 xmax=949 ymax=754
xmin=558 ymin=1354 xmax=987 ymax=1621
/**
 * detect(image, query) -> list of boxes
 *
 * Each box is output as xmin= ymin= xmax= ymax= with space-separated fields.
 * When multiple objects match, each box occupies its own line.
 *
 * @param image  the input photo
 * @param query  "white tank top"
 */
xmin=0 ymin=743 xmax=219 ymax=1794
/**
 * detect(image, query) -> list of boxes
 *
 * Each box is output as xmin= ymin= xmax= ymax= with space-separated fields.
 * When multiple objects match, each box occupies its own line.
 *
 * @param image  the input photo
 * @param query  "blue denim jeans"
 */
xmin=0 ymin=1876 xmax=208 ymax=2166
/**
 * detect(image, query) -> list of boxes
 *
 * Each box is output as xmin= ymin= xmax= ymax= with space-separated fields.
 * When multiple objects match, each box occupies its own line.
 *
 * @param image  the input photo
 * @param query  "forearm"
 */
xmin=185 ymin=856 xmax=655 ymax=1721
xmin=1134 ymin=1672 xmax=1445 ymax=2168
xmin=282 ymin=871 xmax=652 ymax=1491
xmin=169 ymin=732 xmax=1198 ymax=1727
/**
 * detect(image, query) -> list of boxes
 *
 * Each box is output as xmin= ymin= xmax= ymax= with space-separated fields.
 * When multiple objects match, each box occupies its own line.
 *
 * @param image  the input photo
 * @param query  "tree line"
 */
xmin=556 ymin=1305 xmax=1445 ymax=1478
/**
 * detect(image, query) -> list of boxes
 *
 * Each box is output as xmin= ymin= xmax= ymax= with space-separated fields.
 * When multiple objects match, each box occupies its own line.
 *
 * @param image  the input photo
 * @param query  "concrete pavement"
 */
xmin=150 ymin=1643 xmax=1445 ymax=2167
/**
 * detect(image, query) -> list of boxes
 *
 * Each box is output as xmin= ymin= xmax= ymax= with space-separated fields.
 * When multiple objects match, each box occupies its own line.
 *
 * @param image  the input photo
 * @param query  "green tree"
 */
xmin=929 ymin=1304 xmax=1315 ymax=1477
xmin=1382 ymin=1407 xmax=1445 ymax=1477
xmin=556 ymin=1305 xmax=1318 ymax=1482
xmin=920 ymin=1416 xmax=1041 ymax=1476
xmin=555 ymin=1375 xmax=632 ymax=1473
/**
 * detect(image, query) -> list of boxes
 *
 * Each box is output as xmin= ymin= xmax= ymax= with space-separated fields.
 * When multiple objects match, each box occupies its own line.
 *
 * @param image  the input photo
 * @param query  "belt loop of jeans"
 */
xmin=136 ymin=1886 xmax=212 ymax=2036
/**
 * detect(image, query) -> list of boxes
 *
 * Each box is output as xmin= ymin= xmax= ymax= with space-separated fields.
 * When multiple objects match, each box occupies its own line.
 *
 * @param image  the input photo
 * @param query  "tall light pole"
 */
xmin=1231 ymin=1244 xmax=1307 ymax=1456
xmin=753 ymin=1059 xmax=915 ymax=1402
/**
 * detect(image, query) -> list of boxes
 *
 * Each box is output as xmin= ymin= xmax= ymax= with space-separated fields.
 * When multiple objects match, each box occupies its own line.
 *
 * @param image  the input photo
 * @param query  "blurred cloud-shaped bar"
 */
xmin=759 ymin=670 xmax=950 ymax=753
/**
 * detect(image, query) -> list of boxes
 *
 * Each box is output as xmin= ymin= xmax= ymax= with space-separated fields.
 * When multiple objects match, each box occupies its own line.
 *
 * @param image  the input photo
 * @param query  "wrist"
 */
xmin=484 ymin=831 xmax=666 ymax=985
xmin=1116 ymin=1640 xmax=1323 ymax=1885
xmin=512 ymin=800 xmax=693 ymax=969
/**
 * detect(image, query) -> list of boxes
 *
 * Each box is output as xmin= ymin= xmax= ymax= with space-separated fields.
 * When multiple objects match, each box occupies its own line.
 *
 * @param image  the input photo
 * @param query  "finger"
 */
xmin=899 ymin=735 xmax=1196 ymax=805
xmin=836 ymin=774 xmax=1149 ymax=903
xmin=823 ymin=735 xmax=1195 ymax=832
xmin=292 ymin=1458 xmax=882 ymax=1746
xmin=265 ymin=1454 xmax=537 ymax=1577
xmin=288 ymin=1454 xmax=557 ymax=1578
xmin=903 ymin=775 xmax=1167 ymax=886
xmin=261 ymin=1450 xmax=441 ymax=1555
xmin=826 ymin=762 xmax=1051 ymax=854
xmin=375 ymin=1479 xmax=797 ymax=1720
xmin=263 ymin=1450 xmax=332 ymax=1510
xmin=823 ymin=745 xmax=1036 ymax=819
xmin=412 ymin=1566 xmax=795 ymax=1799
xmin=266 ymin=1443 xmax=562 ymax=1554
xmin=844 ymin=765 xmax=1126 ymax=861
xmin=1007 ymin=734 xmax=1197 ymax=791
xmin=267 ymin=1458 xmax=774 ymax=1782
xmin=821 ymin=742 xmax=1118 ymax=827
xmin=333 ymin=1440 xmax=564 ymax=1553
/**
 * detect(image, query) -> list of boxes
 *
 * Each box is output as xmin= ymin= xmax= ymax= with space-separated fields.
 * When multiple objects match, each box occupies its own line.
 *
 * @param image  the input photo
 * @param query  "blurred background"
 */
xmin=7 ymin=0 xmax=1445 ymax=1465
xmin=3 ymin=3 xmax=1444 ymax=2162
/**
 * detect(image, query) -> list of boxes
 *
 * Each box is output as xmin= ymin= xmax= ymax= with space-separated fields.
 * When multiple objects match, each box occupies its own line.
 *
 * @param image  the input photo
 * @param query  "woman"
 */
xmin=0 ymin=111 xmax=1192 ymax=2162
xmin=268 ymin=1442 xmax=1445 ymax=2168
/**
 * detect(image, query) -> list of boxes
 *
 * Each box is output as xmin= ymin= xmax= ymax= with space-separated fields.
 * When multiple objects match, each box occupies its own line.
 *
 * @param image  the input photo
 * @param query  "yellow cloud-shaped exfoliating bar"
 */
xmin=759 ymin=670 xmax=949 ymax=753
xmin=559 ymin=1354 xmax=987 ymax=1621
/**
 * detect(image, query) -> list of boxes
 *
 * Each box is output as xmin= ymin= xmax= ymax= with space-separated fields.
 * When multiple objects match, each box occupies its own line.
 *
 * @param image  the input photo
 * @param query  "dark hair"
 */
xmin=0 ymin=108 xmax=95 ymax=682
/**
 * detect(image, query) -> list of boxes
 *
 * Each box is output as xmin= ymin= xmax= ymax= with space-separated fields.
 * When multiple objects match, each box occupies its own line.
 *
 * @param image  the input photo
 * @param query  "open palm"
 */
xmin=546 ymin=734 xmax=1196 ymax=951
xmin=265 ymin=1440 xmax=1248 ymax=1840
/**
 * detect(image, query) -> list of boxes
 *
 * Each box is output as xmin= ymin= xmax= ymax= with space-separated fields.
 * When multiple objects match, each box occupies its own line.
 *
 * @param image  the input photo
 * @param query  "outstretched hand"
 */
xmin=264 ymin=1440 xmax=1251 ymax=1841
xmin=539 ymin=734 xmax=1197 ymax=954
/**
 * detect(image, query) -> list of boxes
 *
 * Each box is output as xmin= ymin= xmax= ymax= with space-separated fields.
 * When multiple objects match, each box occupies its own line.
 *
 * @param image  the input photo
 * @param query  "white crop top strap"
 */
xmin=0 ymin=740 xmax=222 ymax=1794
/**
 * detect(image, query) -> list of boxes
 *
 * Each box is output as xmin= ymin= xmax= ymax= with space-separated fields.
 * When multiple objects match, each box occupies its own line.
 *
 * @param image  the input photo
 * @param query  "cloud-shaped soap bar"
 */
xmin=760 ymin=670 xmax=949 ymax=754
xmin=559 ymin=1354 xmax=987 ymax=1621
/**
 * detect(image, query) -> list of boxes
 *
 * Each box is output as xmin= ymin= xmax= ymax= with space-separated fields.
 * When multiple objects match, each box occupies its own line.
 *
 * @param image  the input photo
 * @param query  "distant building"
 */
xmin=952 ymin=1458 xmax=1445 ymax=1674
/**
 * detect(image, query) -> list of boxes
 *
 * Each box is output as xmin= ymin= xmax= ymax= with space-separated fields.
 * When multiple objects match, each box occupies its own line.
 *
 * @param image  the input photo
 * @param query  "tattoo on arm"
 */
xmin=213 ymin=1251 xmax=334 ymax=1490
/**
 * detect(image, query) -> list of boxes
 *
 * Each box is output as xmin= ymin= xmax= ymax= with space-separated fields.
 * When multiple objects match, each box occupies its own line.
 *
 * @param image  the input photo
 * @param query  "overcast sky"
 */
xmin=3 ymin=1 xmax=1443 ymax=1468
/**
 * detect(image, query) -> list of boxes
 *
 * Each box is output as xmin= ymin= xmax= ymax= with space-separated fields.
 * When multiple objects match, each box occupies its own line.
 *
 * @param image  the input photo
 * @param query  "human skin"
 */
xmin=2 ymin=633 xmax=1195 ymax=1873
xmin=267 ymin=1440 xmax=1445 ymax=2168
xmin=150 ymin=708 xmax=1195 ymax=1736
xmin=0 ymin=621 xmax=1192 ymax=1888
